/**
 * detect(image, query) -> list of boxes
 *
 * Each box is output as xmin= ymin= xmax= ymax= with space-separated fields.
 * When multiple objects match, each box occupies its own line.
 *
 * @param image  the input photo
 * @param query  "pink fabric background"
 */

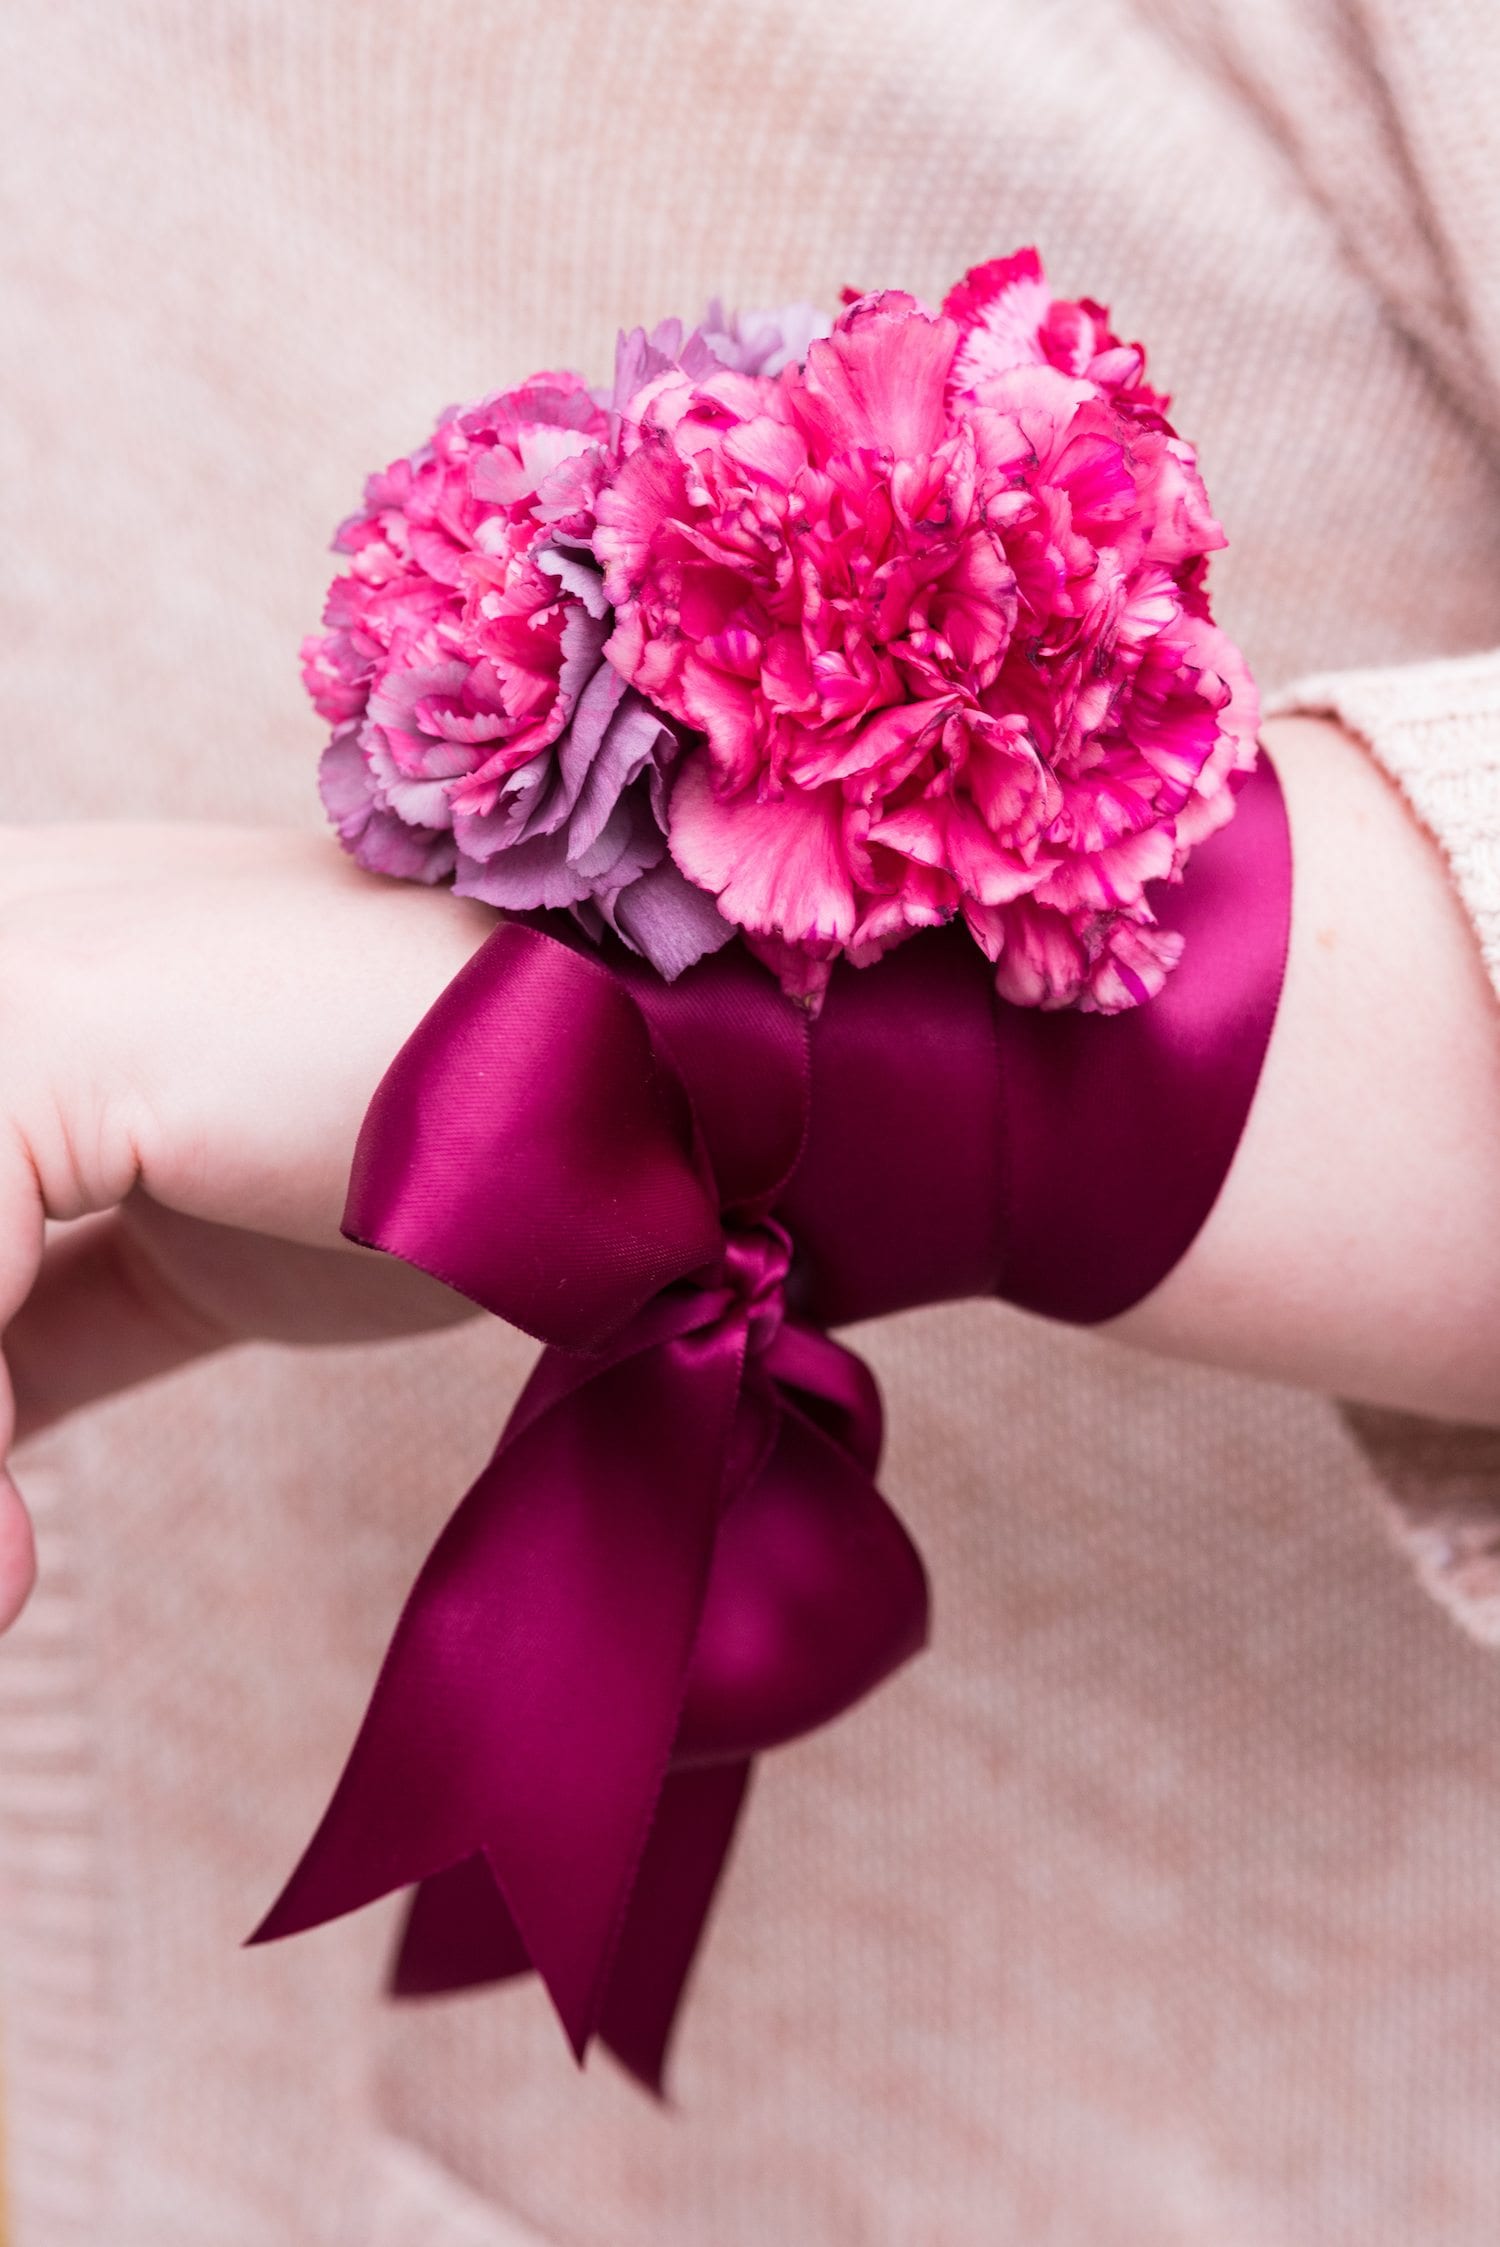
xmin=4 ymin=3 xmax=1500 ymax=2240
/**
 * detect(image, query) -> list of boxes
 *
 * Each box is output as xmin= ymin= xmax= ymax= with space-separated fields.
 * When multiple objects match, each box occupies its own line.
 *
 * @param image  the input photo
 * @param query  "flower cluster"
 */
xmin=305 ymin=253 xmax=1257 ymax=1010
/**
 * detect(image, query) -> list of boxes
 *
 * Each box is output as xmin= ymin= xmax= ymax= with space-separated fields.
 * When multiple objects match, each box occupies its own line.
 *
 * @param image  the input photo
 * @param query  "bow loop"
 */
xmin=342 ymin=920 xmax=725 ymax=1350
xmin=675 ymin=1377 xmax=929 ymax=1767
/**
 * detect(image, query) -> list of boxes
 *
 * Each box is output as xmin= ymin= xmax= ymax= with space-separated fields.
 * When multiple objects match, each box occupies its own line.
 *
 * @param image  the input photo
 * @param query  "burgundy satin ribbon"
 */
xmin=251 ymin=752 xmax=1291 ymax=2092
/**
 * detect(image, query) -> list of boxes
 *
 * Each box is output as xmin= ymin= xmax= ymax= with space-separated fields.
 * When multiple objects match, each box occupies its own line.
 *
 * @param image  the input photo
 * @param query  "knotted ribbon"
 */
xmin=252 ymin=752 xmax=1291 ymax=2092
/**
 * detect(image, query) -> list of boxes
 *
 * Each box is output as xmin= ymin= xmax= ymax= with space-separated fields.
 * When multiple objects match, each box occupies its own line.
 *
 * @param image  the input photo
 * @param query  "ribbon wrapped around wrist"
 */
xmin=251 ymin=751 xmax=1291 ymax=2093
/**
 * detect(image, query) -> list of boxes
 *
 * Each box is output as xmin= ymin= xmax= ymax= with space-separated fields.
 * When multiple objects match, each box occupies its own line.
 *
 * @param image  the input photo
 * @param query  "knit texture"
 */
xmin=4 ymin=3 xmax=1500 ymax=2242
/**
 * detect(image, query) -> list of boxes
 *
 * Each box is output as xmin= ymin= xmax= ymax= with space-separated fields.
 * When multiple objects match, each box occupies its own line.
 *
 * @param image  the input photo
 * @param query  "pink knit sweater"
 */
xmin=5 ymin=4 xmax=1500 ymax=2241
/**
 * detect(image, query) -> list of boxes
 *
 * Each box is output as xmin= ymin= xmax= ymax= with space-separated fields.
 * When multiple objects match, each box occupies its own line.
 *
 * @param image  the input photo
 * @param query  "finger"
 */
xmin=0 ymin=1463 xmax=37 ymax=1633
xmin=0 ymin=1126 xmax=46 ymax=1627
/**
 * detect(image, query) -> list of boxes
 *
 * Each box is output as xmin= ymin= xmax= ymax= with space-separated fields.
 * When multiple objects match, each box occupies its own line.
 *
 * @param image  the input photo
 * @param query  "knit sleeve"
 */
xmin=1270 ymin=652 xmax=1500 ymax=1643
xmin=1122 ymin=0 xmax=1500 ymax=1640
xmin=1127 ymin=0 xmax=1500 ymax=447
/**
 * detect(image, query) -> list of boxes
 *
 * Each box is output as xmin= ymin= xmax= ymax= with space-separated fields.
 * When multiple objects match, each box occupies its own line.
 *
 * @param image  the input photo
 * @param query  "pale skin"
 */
xmin=2 ymin=711 xmax=1498 ymax=1632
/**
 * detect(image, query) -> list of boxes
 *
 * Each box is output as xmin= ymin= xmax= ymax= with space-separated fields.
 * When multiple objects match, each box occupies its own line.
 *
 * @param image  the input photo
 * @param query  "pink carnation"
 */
xmin=305 ymin=310 xmax=829 ymax=979
xmin=595 ymin=256 xmax=1258 ymax=1010
xmin=306 ymin=372 xmax=604 ymax=869
xmin=306 ymin=264 xmax=1255 ymax=1013
xmin=944 ymin=246 xmax=1170 ymax=421
xmin=304 ymin=368 xmax=727 ymax=975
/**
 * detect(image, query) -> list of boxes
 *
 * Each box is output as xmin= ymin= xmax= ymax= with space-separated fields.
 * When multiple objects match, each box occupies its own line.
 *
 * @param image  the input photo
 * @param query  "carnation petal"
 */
xmin=605 ymin=855 xmax=736 ymax=980
xmin=452 ymin=751 xmax=560 ymax=855
xmin=679 ymin=653 xmax=765 ymax=790
xmin=1142 ymin=438 xmax=1225 ymax=565
xmin=348 ymin=807 xmax=457 ymax=884
xmin=702 ymin=300 xmax=830 ymax=377
xmin=452 ymin=827 xmax=593 ymax=910
xmin=979 ymin=897 xmax=1091 ymax=1009
xmin=669 ymin=758 xmax=858 ymax=950
xmin=1080 ymin=916 xmax=1185 ymax=1013
xmin=743 ymin=933 xmax=836 ymax=1011
xmin=797 ymin=298 xmax=959 ymax=461
xmin=1034 ymin=822 xmax=1177 ymax=913
xmin=564 ymin=689 xmax=675 ymax=857
xmin=317 ymin=730 xmax=376 ymax=828
xmin=870 ymin=797 xmax=1047 ymax=907
xmin=363 ymin=722 xmax=461 ymax=829
xmin=724 ymin=414 xmax=807 ymax=488
xmin=536 ymin=544 xmax=611 ymax=619
xmin=555 ymin=603 xmax=616 ymax=726
xmin=593 ymin=439 xmax=693 ymax=606
xmin=945 ymin=251 xmax=1058 ymax=399
xmin=568 ymin=791 xmax=644 ymax=883
xmin=321 ymin=733 xmax=455 ymax=883
xmin=846 ymin=859 xmax=959 ymax=962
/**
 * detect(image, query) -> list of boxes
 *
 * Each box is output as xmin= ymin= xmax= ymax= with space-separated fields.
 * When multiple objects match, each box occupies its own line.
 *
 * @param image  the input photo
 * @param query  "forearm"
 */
xmin=1108 ymin=713 xmax=1500 ymax=1423
xmin=6 ymin=714 xmax=1500 ymax=1489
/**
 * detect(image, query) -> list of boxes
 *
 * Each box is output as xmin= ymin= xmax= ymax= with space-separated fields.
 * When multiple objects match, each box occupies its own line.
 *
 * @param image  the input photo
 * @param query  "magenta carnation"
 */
xmin=595 ymin=254 xmax=1258 ymax=1010
xmin=306 ymin=261 xmax=1255 ymax=1013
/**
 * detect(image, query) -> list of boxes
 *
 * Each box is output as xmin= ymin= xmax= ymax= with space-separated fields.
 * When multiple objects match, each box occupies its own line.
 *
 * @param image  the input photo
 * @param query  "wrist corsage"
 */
xmin=255 ymin=253 xmax=1290 ymax=2094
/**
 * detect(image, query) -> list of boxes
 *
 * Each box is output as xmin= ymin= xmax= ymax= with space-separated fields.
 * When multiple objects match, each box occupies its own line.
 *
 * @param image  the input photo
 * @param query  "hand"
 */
xmin=0 ymin=823 xmax=497 ymax=1630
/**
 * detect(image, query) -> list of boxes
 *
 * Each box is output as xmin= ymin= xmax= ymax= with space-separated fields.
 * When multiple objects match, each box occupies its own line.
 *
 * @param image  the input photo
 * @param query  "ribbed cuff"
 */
xmin=1269 ymin=647 xmax=1500 ymax=1000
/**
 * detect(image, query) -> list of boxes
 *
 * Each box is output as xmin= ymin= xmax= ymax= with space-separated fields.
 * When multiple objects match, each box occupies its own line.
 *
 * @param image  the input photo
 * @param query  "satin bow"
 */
xmin=250 ymin=928 xmax=930 ymax=2091
xmin=252 ymin=752 xmax=1291 ymax=2092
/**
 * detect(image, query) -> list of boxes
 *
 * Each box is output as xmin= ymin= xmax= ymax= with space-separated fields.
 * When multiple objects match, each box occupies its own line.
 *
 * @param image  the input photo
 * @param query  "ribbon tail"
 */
xmin=598 ymin=1760 xmax=754 ymax=2098
xmin=392 ymin=1851 xmax=532 ymax=1996
xmin=676 ymin=1394 xmax=930 ymax=1766
xmin=250 ymin=1331 xmax=746 ymax=2062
